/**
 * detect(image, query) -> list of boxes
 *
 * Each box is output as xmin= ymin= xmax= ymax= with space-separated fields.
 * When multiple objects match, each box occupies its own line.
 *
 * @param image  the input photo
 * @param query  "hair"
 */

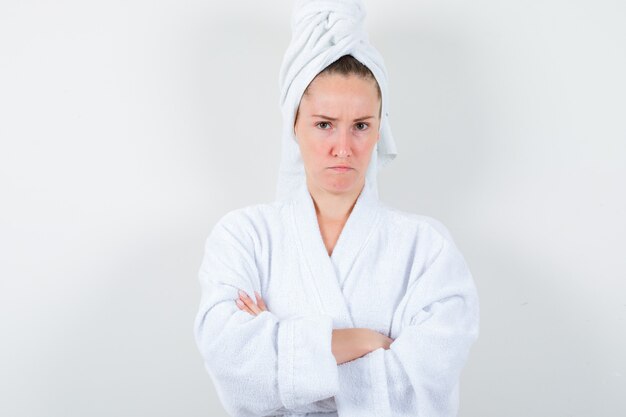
xmin=295 ymin=54 xmax=382 ymax=125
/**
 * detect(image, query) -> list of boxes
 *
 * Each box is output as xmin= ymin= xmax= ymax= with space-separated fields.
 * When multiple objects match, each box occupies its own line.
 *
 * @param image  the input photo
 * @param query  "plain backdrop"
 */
xmin=1 ymin=0 xmax=625 ymax=416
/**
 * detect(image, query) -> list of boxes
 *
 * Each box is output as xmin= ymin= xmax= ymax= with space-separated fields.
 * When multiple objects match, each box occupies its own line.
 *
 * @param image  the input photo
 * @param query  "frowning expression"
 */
xmin=294 ymin=73 xmax=381 ymax=195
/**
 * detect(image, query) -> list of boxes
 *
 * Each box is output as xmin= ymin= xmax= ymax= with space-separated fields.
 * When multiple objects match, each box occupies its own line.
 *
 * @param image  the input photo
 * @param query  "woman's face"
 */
xmin=294 ymin=73 xmax=381 ymax=196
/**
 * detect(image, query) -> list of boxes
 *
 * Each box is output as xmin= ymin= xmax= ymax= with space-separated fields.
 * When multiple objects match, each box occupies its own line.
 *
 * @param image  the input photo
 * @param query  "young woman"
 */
xmin=194 ymin=2 xmax=479 ymax=416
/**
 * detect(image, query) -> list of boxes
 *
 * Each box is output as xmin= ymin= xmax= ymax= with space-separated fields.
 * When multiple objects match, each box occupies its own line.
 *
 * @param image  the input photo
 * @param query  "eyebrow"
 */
xmin=311 ymin=114 xmax=375 ymax=121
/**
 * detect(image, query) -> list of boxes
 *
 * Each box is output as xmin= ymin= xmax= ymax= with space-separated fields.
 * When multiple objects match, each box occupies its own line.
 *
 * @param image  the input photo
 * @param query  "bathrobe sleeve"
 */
xmin=193 ymin=212 xmax=340 ymax=417
xmin=334 ymin=225 xmax=480 ymax=417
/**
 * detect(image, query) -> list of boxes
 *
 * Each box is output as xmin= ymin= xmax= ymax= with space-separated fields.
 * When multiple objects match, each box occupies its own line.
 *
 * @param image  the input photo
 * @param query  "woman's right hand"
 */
xmin=331 ymin=328 xmax=394 ymax=365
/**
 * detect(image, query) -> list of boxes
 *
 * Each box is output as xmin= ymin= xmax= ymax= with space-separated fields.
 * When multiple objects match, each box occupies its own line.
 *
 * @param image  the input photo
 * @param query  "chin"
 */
xmin=308 ymin=171 xmax=363 ymax=195
xmin=320 ymin=178 xmax=360 ymax=194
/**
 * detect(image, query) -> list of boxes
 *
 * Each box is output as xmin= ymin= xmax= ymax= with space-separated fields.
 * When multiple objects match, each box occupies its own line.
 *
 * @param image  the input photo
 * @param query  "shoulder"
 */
xmin=209 ymin=199 xmax=291 ymax=243
xmin=377 ymin=204 xmax=473 ymax=279
xmin=378 ymin=202 xmax=457 ymax=247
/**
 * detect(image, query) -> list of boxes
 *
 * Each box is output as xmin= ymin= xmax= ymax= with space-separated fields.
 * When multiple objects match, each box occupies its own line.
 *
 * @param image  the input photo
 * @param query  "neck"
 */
xmin=306 ymin=179 xmax=365 ymax=223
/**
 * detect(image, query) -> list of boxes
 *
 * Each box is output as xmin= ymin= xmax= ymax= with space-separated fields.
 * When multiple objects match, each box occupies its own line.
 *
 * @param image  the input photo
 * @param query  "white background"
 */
xmin=1 ymin=0 xmax=625 ymax=416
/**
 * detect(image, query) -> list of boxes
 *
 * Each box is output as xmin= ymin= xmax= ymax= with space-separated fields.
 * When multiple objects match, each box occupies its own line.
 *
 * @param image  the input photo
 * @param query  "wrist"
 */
xmin=356 ymin=328 xmax=378 ymax=355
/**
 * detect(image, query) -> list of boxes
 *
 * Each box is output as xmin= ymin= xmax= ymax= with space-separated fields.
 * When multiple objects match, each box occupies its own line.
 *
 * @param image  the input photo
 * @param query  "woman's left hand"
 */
xmin=236 ymin=289 xmax=268 ymax=316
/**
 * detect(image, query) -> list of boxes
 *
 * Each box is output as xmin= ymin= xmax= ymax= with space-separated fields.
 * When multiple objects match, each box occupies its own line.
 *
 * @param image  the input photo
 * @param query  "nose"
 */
xmin=332 ymin=128 xmax=352 ymax=158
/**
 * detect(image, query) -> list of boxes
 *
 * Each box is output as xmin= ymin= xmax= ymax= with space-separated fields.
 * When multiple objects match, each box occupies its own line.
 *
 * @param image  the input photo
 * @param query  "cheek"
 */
xmin=301 ymin=135 xmax=327 ymax=152
xmin=354 ymin=137 xmax=377 ymax=154
xmin=300 ymin=141 xmax=327 ymax=164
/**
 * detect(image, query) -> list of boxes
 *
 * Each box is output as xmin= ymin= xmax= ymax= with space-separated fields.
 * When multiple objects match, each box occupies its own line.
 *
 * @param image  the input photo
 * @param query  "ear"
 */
xmin=293 ymin=110 xmax=299 ymax=137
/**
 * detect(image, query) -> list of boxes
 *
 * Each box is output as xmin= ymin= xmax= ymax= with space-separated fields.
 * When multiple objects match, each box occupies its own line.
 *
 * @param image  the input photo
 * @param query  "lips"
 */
xmin=329 ymin=166 xmax=353 ymax=172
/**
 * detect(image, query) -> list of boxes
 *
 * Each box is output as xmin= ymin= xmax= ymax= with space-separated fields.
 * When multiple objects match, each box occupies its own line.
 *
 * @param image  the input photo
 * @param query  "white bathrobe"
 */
xmin=193 ymin=179 xmax=480 ymax=417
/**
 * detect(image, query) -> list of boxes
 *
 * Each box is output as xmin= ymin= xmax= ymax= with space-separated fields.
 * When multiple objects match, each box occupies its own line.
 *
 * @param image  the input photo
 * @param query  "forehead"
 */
xmin=302 ymin=74 xmax=378 ymax=99
xmin=300 ymin=74 xmax=379 ymax=110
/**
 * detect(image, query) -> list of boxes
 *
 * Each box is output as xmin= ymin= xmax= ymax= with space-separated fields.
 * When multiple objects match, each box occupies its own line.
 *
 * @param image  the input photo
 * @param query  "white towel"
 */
xmin=276 ymin=0 xmax=397 ymax=202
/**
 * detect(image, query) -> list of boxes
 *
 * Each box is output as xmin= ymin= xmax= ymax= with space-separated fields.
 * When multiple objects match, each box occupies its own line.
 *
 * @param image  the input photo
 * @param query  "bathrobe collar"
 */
xmin=291 ymin=180 xmax=382 ymax=328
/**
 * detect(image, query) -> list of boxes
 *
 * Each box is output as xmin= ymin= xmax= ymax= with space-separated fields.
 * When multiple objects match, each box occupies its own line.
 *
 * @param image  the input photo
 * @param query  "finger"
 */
xmin=238 ymin=290 xmax=254 ymax=308
xmin=235 ymin=295 xmax=254 ymax=314
xmin=236 ymin=298 xmax=256 ymax=316
xmin=254 ymin=291 xmax=268 ymax=311
xmin=238 ymin=291 xmax=262 ymax=316
xmin=241 ymin=294 xmax=262 ymax=315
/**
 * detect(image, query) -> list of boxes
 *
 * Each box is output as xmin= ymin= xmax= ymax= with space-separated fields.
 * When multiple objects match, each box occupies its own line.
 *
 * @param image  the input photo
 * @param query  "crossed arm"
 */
xmin=233 ymin=234 xmax=479 ymax=417
xmin=235 ymin=289 xmax=394 ymax=365
xmin=196 ymin=215 xmax=478 ymax=416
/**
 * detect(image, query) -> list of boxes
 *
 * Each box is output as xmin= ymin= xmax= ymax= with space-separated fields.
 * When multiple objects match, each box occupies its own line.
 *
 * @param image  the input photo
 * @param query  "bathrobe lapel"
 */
xmin=291 ymin=182 xmax=381 ymax=329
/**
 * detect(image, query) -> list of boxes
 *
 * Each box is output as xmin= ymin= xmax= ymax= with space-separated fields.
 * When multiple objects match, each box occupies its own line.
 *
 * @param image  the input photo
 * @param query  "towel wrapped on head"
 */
xmin=277 ymin=0 xmax=398 ymax=201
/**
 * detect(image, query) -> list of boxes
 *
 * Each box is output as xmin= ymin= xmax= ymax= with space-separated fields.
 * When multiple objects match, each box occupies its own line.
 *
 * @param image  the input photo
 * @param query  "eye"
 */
xmin=355 ymin=122 xmax=369 ymax=131
xmin=316 ymin=121 xmax=331 ymax=130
